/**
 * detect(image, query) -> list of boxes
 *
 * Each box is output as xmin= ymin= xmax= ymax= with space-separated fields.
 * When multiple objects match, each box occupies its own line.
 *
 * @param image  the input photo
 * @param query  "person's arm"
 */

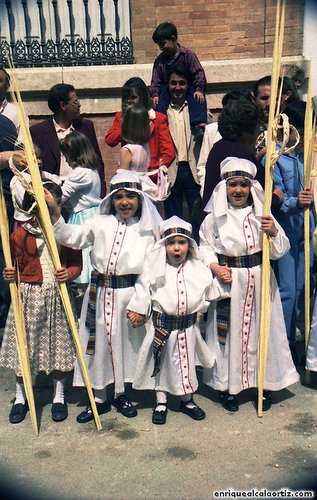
xmin=184 ymin=49 xmax=207 ymax=93
xmin=260 ymin=215 xmax=291 ymax=259
xmin=61 ymin=168 xmax=91 ymax=203
xmin=59 ymin=247 xmax=82 ymax=282
xmin=0 ymin=151 xmax=27 ymax=170
xmin=155 ymin=113 xmax=176 ymax=168
xmin=119 ymin=146 xmax=132 ymax=170
xmin=105 ymin=112 xmax=122 ymax=147
xmin=272 ymin=159 xmax=306 ymax=214
xmin=150 ymin=57 xmax=164 ymax=98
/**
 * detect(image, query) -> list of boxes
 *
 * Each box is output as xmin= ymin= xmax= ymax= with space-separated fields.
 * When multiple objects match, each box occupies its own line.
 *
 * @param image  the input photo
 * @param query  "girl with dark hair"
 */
xmin=118 ymin=104 xmax=171 ymax=202
xmin=46 ymin=171 xmax=161 ymax=423
xmin=105 ymin=77 xmax=175 ymax=176
xmin=60 ymin=131 xmax=101 ymax=288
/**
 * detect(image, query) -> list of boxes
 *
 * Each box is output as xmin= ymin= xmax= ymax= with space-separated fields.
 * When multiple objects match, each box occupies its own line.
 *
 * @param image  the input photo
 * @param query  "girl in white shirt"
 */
xmin=60 ymin=131 xmax=101 ymax=286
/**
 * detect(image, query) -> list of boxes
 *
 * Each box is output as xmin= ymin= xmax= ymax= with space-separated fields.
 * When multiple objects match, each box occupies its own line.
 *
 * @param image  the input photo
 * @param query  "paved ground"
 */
xmin=0 ymin=328 xmax=316 ymax=500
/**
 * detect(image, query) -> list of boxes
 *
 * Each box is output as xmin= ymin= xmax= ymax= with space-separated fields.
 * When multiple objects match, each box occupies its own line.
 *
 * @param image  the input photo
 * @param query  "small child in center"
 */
xmin=150 ymin=21 xmax=208 ymax=142
xmin=130 ymin=216 xmax=216 ymax=425
xmin=199 ymin=157 xmax=299 ymax=413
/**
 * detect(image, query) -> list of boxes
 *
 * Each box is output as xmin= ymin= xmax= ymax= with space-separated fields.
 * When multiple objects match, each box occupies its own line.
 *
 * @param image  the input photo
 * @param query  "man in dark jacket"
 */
xmin=30 ymin=83 xmax=105 ymax=195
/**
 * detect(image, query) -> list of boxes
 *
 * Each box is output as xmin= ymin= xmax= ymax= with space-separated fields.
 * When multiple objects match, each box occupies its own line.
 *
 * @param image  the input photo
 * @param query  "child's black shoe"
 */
xmin=255 ymin=390 xmax=272 ymax=412
xmin=9 ymin=402 xmax=28 ymax=424
xmin=219 ymin=391 xmax=239 ymax=412
xmin=112 ymin=395 xmax=137 ymax=418
xmin=180 ymin=399 xmax=205 ymax=420
xmin=152 ymin=403 xmax=167 ymax=425
xmin=77 ymin=400 xmax=111 ymax=423
xmin=51 ymin=402 xmax=68 ymax=422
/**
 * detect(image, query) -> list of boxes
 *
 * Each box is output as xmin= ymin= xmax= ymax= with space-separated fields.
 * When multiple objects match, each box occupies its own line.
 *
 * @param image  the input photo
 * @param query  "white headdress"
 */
xmin=99 ymin=171 xmax=162 ymax=231
xmin=149 ymin=216 xmax=198 ymax=286
xmin=204 ymin=157 xmax=264 ymax=217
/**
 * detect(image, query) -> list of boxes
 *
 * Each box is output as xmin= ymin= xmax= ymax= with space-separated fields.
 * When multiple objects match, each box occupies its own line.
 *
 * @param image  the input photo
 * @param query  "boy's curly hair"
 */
xmin=218 ymin=100 xmax=262 ymax=141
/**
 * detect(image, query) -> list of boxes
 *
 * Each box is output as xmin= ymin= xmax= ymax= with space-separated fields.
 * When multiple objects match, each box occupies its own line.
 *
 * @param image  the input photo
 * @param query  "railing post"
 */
xmin=113 ymin=0 xmax=120 ymax=60
xmin=5 ymin=0 xmax=15 ymax=55
xmin=36 ymin=0 xmax=45 ymax=61
xmin=98 ymin=0 xmax=106 ymax=56
xmin=52 ymin=0 xmax=61 ymax=59
xmin=21 ymin=0 xmax=31 ymax=60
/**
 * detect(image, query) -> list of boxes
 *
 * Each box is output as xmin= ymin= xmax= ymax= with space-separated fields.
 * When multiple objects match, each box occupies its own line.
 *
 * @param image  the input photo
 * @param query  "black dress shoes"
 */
xmin=180 ymin=399 xmax=206 ymax=420
xmin=9 ymin=402 xmax=28 ymax=424
xmin=77 ymin=400 xmax=111 ymax=423
xmin=51 ymin=402 xmax=68 ymax=422
xmin=152 ymin=403 xmax=168 ymax=425
xmin=219 ymin=391 xmax=239 ymax=412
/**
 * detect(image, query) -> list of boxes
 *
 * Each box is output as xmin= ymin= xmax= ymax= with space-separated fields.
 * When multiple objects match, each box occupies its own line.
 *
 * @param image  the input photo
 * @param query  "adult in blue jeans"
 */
xmin=164 ymin=63 xmax=201 ymax=237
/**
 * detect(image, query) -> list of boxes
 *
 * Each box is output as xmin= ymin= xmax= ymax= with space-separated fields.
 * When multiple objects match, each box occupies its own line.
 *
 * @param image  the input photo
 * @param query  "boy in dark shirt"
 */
xmin=150 ymin=21 xmax=208 ymax=142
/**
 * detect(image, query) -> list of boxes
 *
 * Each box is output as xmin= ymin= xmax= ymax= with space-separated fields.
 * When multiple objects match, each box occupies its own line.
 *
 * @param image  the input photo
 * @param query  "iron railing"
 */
xmin=0 ymin=0 xmax=133 ymax=67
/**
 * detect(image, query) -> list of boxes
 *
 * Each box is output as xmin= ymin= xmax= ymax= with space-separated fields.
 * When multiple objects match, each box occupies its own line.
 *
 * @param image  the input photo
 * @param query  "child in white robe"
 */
xmin=130 ymin=216 xmax=216 ymax=425
xmin=199 ymin=157 xmax=299 ymax=412
xmin=46 ymin=171 xmax=162 ymax=423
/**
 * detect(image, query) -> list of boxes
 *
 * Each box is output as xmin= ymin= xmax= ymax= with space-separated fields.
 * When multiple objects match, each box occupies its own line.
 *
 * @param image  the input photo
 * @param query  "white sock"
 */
xmin=181 ymin=393 xmax=195 ymax=409
xmin=155 ymin=391 xmax=167 ymax=412
xmin=114 ymin=391 xmax=124 ymax=400
xmin=53 ymin=378 xmax=65 ymax=404
xmin=95 ymin=387 xmax=108 ymax=404
xmin=15 ymin=381 xmax=26 ymax=405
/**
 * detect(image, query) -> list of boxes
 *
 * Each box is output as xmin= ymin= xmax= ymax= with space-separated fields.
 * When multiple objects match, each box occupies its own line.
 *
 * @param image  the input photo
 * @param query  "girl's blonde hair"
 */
xmin=59 ymin=131 xmax=99 ymax=170
xmin=121 ymin=104 xmax=151 ymax=145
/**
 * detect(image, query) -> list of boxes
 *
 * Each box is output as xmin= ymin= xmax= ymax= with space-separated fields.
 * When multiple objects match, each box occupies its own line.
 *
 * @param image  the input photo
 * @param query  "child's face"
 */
xmin=226 ymin=177 xmax=251 ymax=208
xmin=157 ymin=37 xmax=178 ymax=56
xmin=165 ymin=236 xmax=189 ymax=267
xmin=112 ymin=189 xmax=139 ymax=220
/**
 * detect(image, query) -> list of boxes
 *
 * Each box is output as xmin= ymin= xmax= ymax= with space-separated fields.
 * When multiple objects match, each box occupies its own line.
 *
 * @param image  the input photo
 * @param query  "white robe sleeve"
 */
xmin=265 ymin=218 xmax=290 ymax=260
xmin=126 ymin=237 xmax=155 ymax=316
xmin=199 ymin=213 xmax=219 ymax=266
xmin=53 ymin=216 xmax=95 ymax=249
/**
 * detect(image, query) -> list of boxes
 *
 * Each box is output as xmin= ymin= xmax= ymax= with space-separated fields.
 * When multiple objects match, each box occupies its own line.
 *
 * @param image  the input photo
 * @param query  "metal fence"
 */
xmin=0 ymin=0 xmax=133 ymax=67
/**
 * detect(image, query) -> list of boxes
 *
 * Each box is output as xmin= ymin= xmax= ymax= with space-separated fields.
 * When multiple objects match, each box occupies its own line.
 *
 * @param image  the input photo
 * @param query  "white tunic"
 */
xmin=61 ymin=167 xmax=101 ymax=213
xmin=54 ymin=214 xmax=155 ymax=393
xmin=133 ymin=259 xmax=216 ymax=396
xmin=199 ymin=205 xmax=299 ymax=394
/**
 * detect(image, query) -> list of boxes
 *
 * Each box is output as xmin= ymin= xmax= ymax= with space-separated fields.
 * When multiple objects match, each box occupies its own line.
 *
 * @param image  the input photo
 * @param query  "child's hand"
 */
xmin=3 ymin=267 xmax=16 ymax=282
xmin=126 ymin=310 xmax=146 ymax=328
xmin=297 ymin=188 xmax=313 ymax=209
xmin=261 ymin=215 xmax=278 ymax=237
xmin=210 ymin=263 xmax=232 ymax=284
xmin=54 ymin=267 xmax=71 ymax=283
xmin=44 ymin=187 xmax=61 ymax=223
xmin=152 ymin=96 xmax=159 ymax=107
xmin=194 ymin=90 xmax=205 ymax=103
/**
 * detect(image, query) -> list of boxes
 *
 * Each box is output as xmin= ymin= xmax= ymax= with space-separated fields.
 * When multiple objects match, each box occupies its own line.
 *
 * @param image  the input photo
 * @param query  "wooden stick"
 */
xmin=303 ymin=66 xmax=315 ymax=385
xmin=0 ymin=180 xmax=38 ymax=435
xmin=257 ymin=0 xmax=285 ymax=417
xmin=6 ymin=58 xmax=102 ymax=431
